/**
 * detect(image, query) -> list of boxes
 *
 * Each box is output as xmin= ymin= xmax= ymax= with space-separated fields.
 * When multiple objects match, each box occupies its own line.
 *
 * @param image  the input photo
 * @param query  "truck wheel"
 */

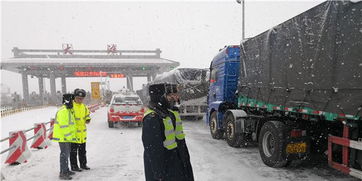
xmin=210 ymin=112 xmax=223 ymax=139
xmin=225 ymin=114 xmax=241 ymax=147
xmin=108 ymin=120 xmax=114 ymax=128
xmin=258 ymin=121 xmax=288 ymax=168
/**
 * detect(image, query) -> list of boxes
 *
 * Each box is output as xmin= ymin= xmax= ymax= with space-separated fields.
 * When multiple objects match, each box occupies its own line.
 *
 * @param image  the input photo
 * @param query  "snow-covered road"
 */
xmin=0 ymin=107 xmax=358 ymax=181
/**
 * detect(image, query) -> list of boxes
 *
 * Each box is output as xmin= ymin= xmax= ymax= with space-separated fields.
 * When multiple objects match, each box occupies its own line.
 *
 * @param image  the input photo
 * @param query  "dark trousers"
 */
xmin=70 ymin=143 xmax=87 ymax=168
xmin=59 ymin=142 xmax=71 ymax=174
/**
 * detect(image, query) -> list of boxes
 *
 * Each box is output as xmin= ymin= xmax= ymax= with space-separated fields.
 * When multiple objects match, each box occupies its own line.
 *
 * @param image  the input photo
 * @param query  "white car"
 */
xmin=107 ymin=92 xmax=144 ymax=128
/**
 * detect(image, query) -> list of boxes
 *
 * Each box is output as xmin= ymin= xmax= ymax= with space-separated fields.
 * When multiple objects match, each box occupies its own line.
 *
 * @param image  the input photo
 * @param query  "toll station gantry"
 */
xmin=0 ymin=45 xmax=180 ymax=104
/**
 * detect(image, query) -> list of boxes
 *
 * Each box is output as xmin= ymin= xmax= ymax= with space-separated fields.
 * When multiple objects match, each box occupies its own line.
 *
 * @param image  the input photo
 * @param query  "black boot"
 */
xmin=80 ymin=165 xmax=90 ymax=170
xmin=59 ymin=173 xmax=72 ymax=180
xmin=66 ymin=171 xmax=76 ymax=175
xmin=71 ymin=166 xmax=82 ymax=172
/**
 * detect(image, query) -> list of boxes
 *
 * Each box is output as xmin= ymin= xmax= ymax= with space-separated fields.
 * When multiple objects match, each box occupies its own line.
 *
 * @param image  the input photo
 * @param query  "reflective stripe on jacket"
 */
xmin=144 ymin=109 xmax=177 ymax=150
xmin=52 ymin=105 xmax=77 ymax=142
xmin=73 ymin=102 xmax=90 ymax=143
xmin=169 ymin=110 xmax=185 ymax=140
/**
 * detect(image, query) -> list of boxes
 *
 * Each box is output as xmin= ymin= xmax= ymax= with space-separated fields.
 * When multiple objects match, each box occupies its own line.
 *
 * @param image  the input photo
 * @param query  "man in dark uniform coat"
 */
xmin=142 ymin=83 xmax=194 ymax=181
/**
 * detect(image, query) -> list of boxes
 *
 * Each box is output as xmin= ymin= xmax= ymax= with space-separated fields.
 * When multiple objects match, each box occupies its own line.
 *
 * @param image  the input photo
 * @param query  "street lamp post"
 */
xmin=236 ymin=0 xmax=245 ymax=40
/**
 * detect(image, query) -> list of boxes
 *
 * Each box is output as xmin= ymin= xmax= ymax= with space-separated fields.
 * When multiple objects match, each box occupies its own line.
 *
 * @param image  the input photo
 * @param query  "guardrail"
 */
xmin=0 ymin=103 xmax=101 ymax=117
xmin=0 ymin=104 xmax=100 ymax=158
xmin=0 ymin=119 xmax=54 ymax=181
xmin=88 ymin=104 xmax=100 ymax=112
xmin=0 ymin=119 xmax=53 ymax=159
xmin=0 ymin=104 xmax=101 ymax=179
xmin=0 ymin=105 xmax=48 ymax=117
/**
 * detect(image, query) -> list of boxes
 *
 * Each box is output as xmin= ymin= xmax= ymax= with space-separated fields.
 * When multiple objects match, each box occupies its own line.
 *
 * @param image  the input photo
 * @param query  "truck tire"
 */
xmin=225 ymin=114 xmax=242 ymax=147
xmin=258 ymin=121 xmax=288 ymax=168
xmin=210 ymin=112 xmax=223 ymax=139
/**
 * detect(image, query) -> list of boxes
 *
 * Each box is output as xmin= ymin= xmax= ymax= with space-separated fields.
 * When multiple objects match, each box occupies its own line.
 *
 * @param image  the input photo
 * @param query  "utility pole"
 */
xmin=236 ymin=0 xmax=245 ymax=40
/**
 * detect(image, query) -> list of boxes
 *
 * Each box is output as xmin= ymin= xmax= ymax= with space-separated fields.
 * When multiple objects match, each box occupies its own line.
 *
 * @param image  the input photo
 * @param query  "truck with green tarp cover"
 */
xmin=206 ymin=0 xmax=362 ymax=178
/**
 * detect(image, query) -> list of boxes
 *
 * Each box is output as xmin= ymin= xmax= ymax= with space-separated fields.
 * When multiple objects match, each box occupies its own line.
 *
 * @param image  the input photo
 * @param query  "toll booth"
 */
xmin=0 ymin=47 xmax=179 ymax=105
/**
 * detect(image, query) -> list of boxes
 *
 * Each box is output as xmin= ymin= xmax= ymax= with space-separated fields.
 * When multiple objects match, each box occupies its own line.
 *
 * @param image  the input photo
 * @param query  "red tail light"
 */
xmin=290 ymin=129 xmax=306 ymax=138
xmin=110 ymin=107 xmax=114 ymax=113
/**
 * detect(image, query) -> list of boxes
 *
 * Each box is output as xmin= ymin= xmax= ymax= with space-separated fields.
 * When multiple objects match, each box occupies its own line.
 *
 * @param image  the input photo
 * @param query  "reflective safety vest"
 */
xmin=52 ymin=105 xmax=77 ymax=143
xmin=73 ymin=102 xmax=91 ymax=143
xmin=144 ymin=109 xmax=186 ymax=150
xmin=169 ymin=110 xmax=185 ymax=140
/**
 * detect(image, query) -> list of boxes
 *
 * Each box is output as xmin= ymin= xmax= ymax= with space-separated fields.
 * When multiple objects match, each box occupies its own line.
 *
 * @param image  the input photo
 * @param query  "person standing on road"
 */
xmin=142 ymin=83 xmax=194 ymax=181
xmin=70 ymin=88 xmax=91 ymax=172
xmin=168 ymin=91 xmax=194 ymax=181
xmin=53 ymin=94 xmax=77 ymax=180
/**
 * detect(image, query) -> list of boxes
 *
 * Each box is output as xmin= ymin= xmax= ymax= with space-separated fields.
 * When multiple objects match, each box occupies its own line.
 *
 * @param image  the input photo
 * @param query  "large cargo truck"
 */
xmin=206 ymin=0 xmax=362 ymax=178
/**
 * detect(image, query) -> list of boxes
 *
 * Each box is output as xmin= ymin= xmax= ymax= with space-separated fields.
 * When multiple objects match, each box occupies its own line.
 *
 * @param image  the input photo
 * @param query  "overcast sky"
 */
xmin=1 ymin=0 xmax=323 ymax=96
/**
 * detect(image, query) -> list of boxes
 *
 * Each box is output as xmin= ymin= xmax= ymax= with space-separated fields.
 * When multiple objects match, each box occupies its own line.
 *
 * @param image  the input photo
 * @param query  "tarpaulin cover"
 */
xmin=153 ymin=68 xmax=207 ymax=84
xmin=238 ymin=0 xmax=362 ymax=117
xmin=137 ymin=68 xmax=209 ymax=104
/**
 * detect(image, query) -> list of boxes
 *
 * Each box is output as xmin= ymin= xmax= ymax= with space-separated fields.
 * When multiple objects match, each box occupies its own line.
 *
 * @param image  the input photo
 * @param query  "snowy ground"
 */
xmin=0 ymin=107 xmax=359 ymax=181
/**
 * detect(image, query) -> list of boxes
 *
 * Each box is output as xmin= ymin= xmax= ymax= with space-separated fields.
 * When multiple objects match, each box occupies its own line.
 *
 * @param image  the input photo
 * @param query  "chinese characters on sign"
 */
xmin=107 ymin=44 xmax=117 ymax=54
xmin=109 ymin=74 xmax=125 ymax=78
xmin=73 ymin=72 xmax=125 ymax=78
xmin=74 ymin=71 xmax=107 ymax=77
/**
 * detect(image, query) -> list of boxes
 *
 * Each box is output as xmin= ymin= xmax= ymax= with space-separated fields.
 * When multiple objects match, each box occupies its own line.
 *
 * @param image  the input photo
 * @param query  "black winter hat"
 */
xmin=148 ymin=83 xmax=177 ymax=96
xmin=148 ymin=83 xmax=177 ymax=110
xmin=62 ymin=94 xmax=74 ymax=108
xmin=74 ymin=88 xmax=86 ymax=97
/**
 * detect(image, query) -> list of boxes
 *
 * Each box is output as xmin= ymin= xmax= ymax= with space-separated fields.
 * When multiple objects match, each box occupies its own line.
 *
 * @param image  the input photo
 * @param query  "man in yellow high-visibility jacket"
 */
xmin=70 ymin=89 xmax=91 ymax=172
xmin=53 ymin=94 xmax=77 ymax=180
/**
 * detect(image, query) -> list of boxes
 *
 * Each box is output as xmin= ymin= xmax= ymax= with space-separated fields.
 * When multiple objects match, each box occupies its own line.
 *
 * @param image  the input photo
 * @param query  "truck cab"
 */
xmin=206 ymin=45 xmax=240 ymax=138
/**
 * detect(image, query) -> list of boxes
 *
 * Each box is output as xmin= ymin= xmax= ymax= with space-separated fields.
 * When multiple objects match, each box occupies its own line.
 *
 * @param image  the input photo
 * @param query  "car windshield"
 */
xmin=113 ymin=96 xmax=141 ymax=104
